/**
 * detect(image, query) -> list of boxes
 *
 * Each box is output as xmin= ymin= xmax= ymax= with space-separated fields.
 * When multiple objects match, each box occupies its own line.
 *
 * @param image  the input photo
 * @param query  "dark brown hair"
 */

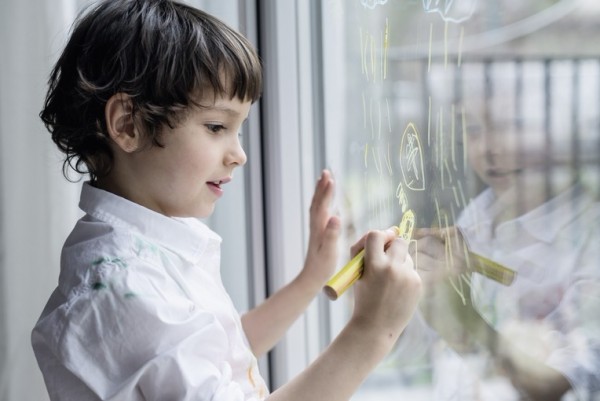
xmin=40 ymin=0 xmax=262 ymax=181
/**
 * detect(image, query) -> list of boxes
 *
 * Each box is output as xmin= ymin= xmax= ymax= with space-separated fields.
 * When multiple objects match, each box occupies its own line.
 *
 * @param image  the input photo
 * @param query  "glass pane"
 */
xmin=183 ymin=0 xmax=252 ymax=313
xmin=320 ymin=1 xmax=600 ymax=400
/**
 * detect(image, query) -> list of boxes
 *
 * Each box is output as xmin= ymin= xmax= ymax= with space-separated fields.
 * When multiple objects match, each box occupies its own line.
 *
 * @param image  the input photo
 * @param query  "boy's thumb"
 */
xmin=326 ymin=215 xmax=341 ymax=232
xmin=414 ymin=226 xmax=457 ymax=240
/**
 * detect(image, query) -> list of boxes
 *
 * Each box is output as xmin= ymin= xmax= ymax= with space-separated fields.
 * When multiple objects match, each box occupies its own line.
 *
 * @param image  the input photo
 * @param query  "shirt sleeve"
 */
xmin=53 ymin=261 xmax=263 ymax=401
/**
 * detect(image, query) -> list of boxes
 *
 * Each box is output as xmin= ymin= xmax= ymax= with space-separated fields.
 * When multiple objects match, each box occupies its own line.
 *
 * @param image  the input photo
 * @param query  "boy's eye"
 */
xmin=206 ymin=124 xmax=225 ymax=134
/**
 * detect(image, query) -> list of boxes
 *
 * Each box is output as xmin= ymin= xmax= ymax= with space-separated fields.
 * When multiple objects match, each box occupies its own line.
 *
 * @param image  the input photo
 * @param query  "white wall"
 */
xmin=0 ymin=1 xmax=82 ymax=400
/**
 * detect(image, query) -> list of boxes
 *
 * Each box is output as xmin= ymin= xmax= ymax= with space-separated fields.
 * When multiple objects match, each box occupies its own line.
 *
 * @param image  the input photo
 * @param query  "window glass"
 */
xmin=184 ymin=0 xmax=253 ymax=313
xmin=320 ymin=1 xmax=600 ymax=399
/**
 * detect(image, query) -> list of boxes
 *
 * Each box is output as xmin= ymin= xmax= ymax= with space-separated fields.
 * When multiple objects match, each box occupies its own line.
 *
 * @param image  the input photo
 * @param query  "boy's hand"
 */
xmin=300 ymin=170 xmax=341 ymax=288
xmin=351 ymin=229 xmax=422 ymax=341
xmin=410 ymin=227 xmax=470 ymax=288
xmin=411 ymin=227 xmax=490 ymax=352
xmin=411 ymin=226 xmax=468 ymax=298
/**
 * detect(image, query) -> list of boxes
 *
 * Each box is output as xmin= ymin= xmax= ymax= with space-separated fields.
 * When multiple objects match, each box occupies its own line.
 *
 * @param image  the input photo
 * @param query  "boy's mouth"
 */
xmin=486 ymin=168 xmax=522 ymax=178
xmin=207 ymin=177 xmax=231 ymax=192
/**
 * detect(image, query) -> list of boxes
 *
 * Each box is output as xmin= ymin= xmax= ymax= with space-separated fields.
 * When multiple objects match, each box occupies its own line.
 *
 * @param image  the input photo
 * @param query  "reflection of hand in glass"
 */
xmin=411 ymin=227 xmax=467 ymax=287
xmin=412 ymin=223 xmax=577 ymax=400
xmin=411 ymin=227 xmax=495 ymax=353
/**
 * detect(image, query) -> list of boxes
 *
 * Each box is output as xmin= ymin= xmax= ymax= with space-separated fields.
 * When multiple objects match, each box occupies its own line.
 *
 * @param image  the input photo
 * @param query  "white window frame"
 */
xmin=258 ymin=0 xmax=328 ymax=389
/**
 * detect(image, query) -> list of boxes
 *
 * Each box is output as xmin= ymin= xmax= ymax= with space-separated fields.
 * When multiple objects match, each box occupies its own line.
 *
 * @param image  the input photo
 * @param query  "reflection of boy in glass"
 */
xmin=411 ymin=70 xmax=600 ymax=401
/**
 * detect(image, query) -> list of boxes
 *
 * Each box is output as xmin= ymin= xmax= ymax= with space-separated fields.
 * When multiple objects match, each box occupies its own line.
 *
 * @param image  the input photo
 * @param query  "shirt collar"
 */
xmin=79 ymin=182 xmax=221 ymax=264
xmin=517 ymin=184 xmax=595 ymax=243
xmin=459 ymin=184 xmax=595 ymax=244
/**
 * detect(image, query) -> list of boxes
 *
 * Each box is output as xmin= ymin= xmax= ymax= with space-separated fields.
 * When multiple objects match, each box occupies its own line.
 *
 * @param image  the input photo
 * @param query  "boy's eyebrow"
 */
xmin=208 ymin=105 xmax=242 ymax=117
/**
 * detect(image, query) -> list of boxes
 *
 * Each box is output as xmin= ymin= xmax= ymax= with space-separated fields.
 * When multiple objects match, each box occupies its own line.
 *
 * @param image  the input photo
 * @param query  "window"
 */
xmin=313 ymin=1 xmax=600 ymax=399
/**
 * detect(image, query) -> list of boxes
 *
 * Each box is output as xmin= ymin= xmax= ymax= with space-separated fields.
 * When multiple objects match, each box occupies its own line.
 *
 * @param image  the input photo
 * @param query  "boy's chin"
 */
xmin=168 ymin=205 xmax=215 ymax=219
xmin=195 ymin=204 xmax=216 ymax=219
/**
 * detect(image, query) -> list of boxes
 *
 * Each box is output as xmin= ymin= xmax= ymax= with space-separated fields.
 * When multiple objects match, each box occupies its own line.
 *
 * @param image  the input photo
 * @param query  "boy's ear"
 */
xmin=105 ymin=93 xmax=140 ymax=153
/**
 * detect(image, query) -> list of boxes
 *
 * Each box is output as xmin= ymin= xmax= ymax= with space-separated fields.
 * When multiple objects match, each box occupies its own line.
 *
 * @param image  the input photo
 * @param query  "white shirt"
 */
xmin=32 ymin=182 xmax=269 ymax=401
xmin=393 ymin=185 xmax=600 ymax=401
xmin=457 ymin=185 xmax=600 ymax=400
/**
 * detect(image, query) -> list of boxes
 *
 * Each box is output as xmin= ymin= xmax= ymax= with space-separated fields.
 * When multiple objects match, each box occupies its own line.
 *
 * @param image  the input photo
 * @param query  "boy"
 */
xmin=32 ymin=1 xmax=422 ymax=400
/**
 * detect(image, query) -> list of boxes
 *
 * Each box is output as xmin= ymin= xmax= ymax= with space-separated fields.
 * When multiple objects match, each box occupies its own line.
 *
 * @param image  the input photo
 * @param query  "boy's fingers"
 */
xmin=413 ymin=226 xmax=458 ymax=241
xmin=413 ymin=252 xmax=444 ymax=272
xmin=307 ymin=171 xmax=335 ymax=252
xmin=351 ymin=226 xmax=399 ymax=258
xmin=364 ymin=229 xmax=391 ymax=262
xmin=309 ymin=172 xmax=334 ymax=227
xmin=350 ymin=236 xmax=367 ymax=258
xmin=310 ymin=170 xmax=333 ymax=207
xmin=414 ymin=235 xmax=446 ymax=259
xmin=385 ymin=238 xmax=409 ymax=263
xmin=322 ymin=216 xmax=340 ymax=240
xmin=318 ymin=216 xmax=341 ymax=255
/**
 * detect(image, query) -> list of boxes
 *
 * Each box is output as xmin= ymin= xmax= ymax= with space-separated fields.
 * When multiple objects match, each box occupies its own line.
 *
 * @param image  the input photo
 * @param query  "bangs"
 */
xmin=171 ymin=4 xmax=262 ymax=105
xmin=212 ymin=28 xmax=263 ymax=102
xmin=122 ymin=1 xmax=263 ymax=132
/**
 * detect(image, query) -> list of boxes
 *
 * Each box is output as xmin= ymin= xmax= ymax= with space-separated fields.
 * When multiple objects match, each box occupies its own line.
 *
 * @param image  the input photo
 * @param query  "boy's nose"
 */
xmin=226 ymin=138 xmax=247 ymax=167
xmin=482 ymin=131 xmax=507 ymax=153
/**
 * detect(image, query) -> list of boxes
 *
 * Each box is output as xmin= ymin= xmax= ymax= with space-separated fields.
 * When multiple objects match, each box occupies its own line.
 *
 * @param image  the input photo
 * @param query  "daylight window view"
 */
xmin=320 ymin=1 xmax=600 ymax=400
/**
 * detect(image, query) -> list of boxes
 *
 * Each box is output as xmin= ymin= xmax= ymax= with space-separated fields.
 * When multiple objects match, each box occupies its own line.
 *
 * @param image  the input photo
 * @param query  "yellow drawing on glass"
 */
xmin=400 ymin=122 xmax=425 ymax=191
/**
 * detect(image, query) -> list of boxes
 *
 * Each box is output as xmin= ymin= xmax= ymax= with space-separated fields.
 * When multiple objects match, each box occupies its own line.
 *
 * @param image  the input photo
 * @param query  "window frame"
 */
xmin=257 ymin=0 xmax=329 ymax=389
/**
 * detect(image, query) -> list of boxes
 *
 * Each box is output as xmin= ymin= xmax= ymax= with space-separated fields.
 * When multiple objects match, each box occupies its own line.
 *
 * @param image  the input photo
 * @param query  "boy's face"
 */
xmin=125 ymin=94 xmax=251 ymax=218
xmin=463 ymin=92 xmax=548 ymax=197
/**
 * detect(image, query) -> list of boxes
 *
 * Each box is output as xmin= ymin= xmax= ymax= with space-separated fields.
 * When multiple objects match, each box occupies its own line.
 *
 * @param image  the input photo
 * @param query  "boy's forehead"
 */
xmin=193 ymin=92 xmax=252 ymax=116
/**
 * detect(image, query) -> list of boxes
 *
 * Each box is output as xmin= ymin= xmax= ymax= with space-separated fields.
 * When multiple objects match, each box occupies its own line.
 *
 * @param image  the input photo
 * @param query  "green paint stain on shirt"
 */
xmin=91 ymin=256 xmax=127 ymax=269
xmin=134 ymin=236 xmax=165 ymax=258
xmin=111 ymin=257 xmax=127 ymax=269
xmin=92 ymin=282 xmax=107 ymax=290
xmin=92 ymin=257 xmax=107 ymax=266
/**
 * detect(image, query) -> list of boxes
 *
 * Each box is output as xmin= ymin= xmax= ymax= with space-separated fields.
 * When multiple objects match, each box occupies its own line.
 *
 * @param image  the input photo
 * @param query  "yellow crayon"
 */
xmin=324 ymin=210 xmax=415 ymax=300
xmin=469 ymin=252 xmax=516 ymax=286
xmin=457 ymin=227 xmax=517 ymax=286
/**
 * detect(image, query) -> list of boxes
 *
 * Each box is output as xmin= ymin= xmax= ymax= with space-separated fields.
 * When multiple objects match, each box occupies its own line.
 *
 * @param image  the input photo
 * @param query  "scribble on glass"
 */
xmin=371 ymin=146 xmax=381 ymax=174
xmin=360 ymin=24 xmax=389 ymax=82
xmin=422 ymin=0 xmax=478 ymax=23
xmin=400 ymin=122 xmax=425 ymax=191
xmin=361 ymin=0 xmax=388 ymax=10
xmin=385 ymin=142 xmax=393 ymax=175
xmin=398 ymin=209 xmax=415 ymax=241
xmin=383 ymin=18 xmax=389 ymax=79
xmin=395 ymin=182 xmax=408 ymax=213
